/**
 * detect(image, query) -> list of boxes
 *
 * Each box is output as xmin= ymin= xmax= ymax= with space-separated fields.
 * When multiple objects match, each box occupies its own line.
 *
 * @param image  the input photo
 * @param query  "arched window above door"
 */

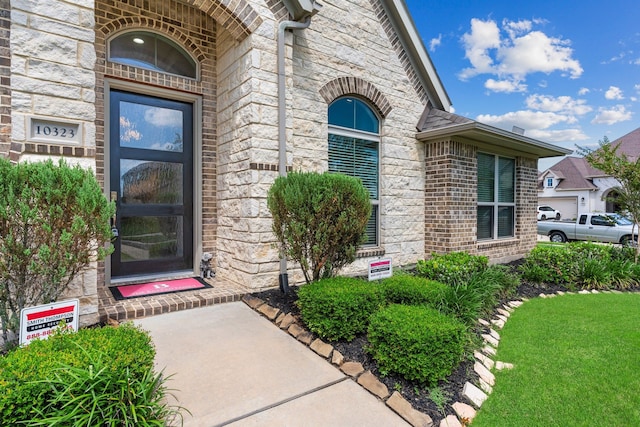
xmin=109 ymin=31 xmax=197 ymax=79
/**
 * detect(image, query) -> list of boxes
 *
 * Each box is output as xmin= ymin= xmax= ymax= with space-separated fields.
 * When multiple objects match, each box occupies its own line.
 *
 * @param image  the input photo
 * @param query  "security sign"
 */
xmin=368 ymin=258 xmax=392 ymax=281
xmin=20 ymin=299 xmax=79 ymax=346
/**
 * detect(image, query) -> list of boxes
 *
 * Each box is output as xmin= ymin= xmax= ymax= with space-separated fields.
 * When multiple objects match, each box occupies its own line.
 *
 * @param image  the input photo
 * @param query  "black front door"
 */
xmin=110 ymin=90 xmax=193 ymax=278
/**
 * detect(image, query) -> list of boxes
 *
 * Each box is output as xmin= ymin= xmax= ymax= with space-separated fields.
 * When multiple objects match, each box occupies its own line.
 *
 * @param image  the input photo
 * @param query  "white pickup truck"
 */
xmin=537 ymin=213 xmax=638 ymax=244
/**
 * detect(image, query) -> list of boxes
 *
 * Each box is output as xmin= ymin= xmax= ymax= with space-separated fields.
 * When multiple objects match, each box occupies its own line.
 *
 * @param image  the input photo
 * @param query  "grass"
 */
xmin=472 ymin=293 xmax=640 ymax=427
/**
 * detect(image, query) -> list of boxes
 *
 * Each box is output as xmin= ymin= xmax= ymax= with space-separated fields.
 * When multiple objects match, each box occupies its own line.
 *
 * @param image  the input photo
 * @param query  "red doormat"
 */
xmin=109 ymin=277 xmax=212 ymax=300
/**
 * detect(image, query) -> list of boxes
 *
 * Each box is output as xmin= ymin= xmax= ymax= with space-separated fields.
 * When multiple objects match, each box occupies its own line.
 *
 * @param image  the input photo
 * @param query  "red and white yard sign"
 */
xmin=20 ymin=299 xmax=79 ymax=346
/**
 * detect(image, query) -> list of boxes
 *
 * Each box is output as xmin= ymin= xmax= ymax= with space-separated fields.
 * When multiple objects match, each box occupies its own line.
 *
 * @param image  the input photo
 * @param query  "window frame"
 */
xmin=477 ymin=152 xmax=516 ymax=240
xmin=107 ymin=30 xmax=199 ymax=80
xmin=546 ymin=177 xmax=553 ymax=187
xmin=328 ymin=97 xmax=381 ymax=247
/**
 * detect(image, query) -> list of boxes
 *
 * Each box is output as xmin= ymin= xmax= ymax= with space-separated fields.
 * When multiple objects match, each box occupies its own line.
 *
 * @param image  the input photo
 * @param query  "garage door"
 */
xmin=538 ymin=197 xmax=578 ymax=220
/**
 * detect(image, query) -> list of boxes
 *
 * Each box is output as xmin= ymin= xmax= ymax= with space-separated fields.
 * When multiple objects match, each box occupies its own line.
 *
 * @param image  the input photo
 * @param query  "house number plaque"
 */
xmin=28 ymin=117 xmax=82 ymax=144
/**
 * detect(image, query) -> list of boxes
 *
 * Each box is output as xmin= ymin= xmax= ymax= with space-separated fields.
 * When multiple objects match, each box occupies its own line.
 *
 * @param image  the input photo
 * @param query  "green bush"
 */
xmin=380 ymin=274 xmax=447 ymax=306
xmin=521 ymin=242 xmax=640 ymax=290
xmin=267 ymin=171 xmax=371 ymax=283
xmin=0 ymin=324 xmax=169 ymax=425
xmin=368 ymin=304 xmax=467 ymax=385
xmin=296 ymin=277 xmax=383 ymax=341
xmin=0 ymin=159 xmax=114 ymax=346
xmin=416 ymin=252 xmax=488 ymax=285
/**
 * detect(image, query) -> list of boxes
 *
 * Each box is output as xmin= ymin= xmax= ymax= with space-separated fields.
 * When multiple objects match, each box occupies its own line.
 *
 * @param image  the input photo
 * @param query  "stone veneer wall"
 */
xmin=0 ymin=0 xmax=9 ymax=159
xmin=286 ymin=0 xmax=428 ymax=277
xmin=94 ymin=0 xmax=218 ymax=288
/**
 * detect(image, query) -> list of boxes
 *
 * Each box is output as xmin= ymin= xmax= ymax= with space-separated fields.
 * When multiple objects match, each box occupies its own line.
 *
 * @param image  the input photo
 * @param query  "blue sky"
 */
xmin=405 ymin=0 xmax=640 ymax=170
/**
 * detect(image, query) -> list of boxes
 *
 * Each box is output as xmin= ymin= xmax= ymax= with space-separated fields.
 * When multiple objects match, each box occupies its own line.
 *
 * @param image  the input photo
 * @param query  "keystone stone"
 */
xmin=357 ymin=371 xmax=389 ymax=399
xmin=452 ymin=401 xmax=476 ymax=421
xmin=497 ymin=308 xmax=511 ymax=318
xmin=474 ymin=361 xmax=495 ymax=386
xmin=474 ymin=351 xmax=494 ymax=370
xmin=310 ymin=338 xmax=333 ymax=358
xmin=340 ymin=361 xmax=364 ymax=377
xmin=439 ymin=415 xmax=462 ymax=427
xmin=387 ymin=391 xmax=434 ymax=427
xmin=463 ymin=382 xmax=488 ymax=408
xmin=297 ymin=331 xmax=313 ymax=345
xmin=288 ymin=323 xmax=305 ymax=338
xmin=331 ymin=349 xmax=344 ymax=366
xmin=481 ymin=333 xmax=499 ymax=347
xmin=257 ymin=304 xmax=280 ymax=320
xmin=279 ymin=313 xmax=296 ymax=330
xmin=242 ymin=295 xmax=264 ymax=309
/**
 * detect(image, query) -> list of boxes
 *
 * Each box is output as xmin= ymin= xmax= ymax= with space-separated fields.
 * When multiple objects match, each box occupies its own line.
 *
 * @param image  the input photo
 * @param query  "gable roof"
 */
xmin=611 ymin=127 xmax=640 ymax=161
xmin=542 ymin=156 xmax=601 ymax=190
xmin=282 ymin=0 xmax=451 ymax=111
xmin=416 ymin=105 xmax=571 ymax=158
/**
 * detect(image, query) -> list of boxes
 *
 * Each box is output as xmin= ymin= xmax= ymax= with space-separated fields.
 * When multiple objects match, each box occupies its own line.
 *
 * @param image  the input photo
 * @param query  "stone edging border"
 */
xmin=242 ymin=289 xmax=623 ymax=427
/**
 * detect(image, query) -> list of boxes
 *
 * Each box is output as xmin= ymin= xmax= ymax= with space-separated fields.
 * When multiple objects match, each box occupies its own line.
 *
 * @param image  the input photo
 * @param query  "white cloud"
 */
xmin=119 ymin=116 xmax=142 ymax=142
xmin=458 ymin=18 xmax=583 ymax=91
xmin=525 ymin=94 xmax=592 ymax=115
xmin=459 ymin=19 xmax=501 ymax=79
xmin=591 ymin=105 xmax=633 ymax=125
xmin=526 ymin=128 xmax=589 ymax=143
xmin=476 ymin=110 xmax=576 ymax=131
xmin=484 ymin=78 xmax=527 ymax=93
xmin=635 ymin=84 xmax=640 ymax=93
xmin=429 ymin=34 xmax=442 ymax=52
xmin=144 ymin=107 xmax=183 ymax=127
xmin=578 ymin=87 xmax=590 ymax=96
xmin=605 ymin=86 xmax=624 ymax=100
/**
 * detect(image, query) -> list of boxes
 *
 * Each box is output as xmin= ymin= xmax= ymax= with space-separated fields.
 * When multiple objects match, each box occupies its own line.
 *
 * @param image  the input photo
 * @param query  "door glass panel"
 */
xmin=119 ymin=101 xmax=184 ymax=152
xmin=120 ymin=216 xmax=184 ymax=262
xmin=120 ymin=160 xmax=183 ymax=204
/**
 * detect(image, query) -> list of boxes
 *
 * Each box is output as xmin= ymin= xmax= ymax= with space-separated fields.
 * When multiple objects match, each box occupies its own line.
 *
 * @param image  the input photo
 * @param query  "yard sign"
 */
xmin=368 ymin=258 xmax=392 ymax=281
xmin=20 ymin=299 xmax=79 ymax=346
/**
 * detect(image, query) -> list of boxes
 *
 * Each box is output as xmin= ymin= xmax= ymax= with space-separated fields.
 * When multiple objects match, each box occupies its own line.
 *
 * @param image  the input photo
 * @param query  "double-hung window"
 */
xmin=477 ymin=152 xmax=515 ymax=240
xmin=328 ymin=97 xmax=379 ymax=246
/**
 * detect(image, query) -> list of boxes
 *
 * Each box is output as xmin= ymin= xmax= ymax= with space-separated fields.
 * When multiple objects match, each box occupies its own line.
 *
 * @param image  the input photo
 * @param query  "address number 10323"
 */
xmin=34 ymin=124 xmax=76 ymax=138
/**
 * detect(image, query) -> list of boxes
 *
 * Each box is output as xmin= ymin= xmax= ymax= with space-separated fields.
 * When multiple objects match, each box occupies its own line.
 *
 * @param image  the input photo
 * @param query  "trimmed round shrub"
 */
xmin=380 ymin=275 xmax=447 ymax=306
xmin=416 ymin=252 xmax=488 ymax=285
xmin=297 ymin=277 xmax=384 ymax=341
xmin=368 ymin=304 xmax=467 ymax=385
xmin=0 ymin=324 xmax=156 ymax=424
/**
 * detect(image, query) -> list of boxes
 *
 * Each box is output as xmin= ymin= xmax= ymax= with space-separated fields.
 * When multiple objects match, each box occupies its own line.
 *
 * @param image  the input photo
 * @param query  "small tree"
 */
xmin=578 ymin=136 xmax=640 ymax=260
xmin=0 ymin=159 xmax=115 ymax=346
xmin=267 ymin=171 xmax=371 ymax=284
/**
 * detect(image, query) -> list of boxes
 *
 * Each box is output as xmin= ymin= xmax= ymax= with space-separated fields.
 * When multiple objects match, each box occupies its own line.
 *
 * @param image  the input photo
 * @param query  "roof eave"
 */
xmin=381 ymin=0 xmax=452 ymax=111
xmin=416 ymin=122 xmax=572 ymax=158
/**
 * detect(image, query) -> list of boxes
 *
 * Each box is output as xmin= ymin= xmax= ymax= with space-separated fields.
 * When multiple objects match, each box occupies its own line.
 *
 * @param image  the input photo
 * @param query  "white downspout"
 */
xmin=276 ymin=16 xmax=313 ymax=293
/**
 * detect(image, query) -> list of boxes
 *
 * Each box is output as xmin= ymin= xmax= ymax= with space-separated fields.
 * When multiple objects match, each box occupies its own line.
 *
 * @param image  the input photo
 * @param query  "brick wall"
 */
xmin=424 ymin=139 xmax=477 ymax=255
xmin=94 ymin=0 xmax=218 ymax=287
xmin=425 ymin=138 xmax=538 ymax=263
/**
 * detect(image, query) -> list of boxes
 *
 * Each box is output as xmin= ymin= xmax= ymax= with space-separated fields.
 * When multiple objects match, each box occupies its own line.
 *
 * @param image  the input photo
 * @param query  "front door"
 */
xmin=110 ymin=90 xmax=193 ymax=278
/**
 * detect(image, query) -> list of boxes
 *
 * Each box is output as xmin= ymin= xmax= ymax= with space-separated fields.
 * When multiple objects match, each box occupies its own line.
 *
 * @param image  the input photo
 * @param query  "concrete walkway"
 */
xmin=135 ymin=302 xmax=410 ymax=427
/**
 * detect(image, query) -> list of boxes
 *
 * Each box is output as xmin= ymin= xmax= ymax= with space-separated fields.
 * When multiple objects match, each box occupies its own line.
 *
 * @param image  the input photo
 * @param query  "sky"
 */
xmin=405 ymin=0 xmax=640 ymax=171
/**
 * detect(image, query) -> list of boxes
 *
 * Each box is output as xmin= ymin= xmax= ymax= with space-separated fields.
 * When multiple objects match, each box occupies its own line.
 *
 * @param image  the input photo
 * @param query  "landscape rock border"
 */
xmin=242 ymin=289 xmax=616 ymax=427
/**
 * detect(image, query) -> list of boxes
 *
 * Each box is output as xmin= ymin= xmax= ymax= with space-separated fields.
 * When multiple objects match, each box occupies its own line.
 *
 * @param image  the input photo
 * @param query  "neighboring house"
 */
xmin=538 ymin=127 xmax=640 ymax=219
xmin=0 ymin=0 xmax=568 ymax=325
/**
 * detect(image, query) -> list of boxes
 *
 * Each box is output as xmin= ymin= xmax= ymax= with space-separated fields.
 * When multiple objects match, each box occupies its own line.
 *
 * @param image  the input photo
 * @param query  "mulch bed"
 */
xmin=250 ymin=265 xmax=572 ymax=425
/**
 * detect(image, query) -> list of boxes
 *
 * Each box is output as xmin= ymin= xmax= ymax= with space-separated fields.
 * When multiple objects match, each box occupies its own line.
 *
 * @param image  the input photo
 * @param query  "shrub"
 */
xmin=416 ymin=252 xmax=488 ymax=285
xmin=435 ymin=282 xmax=485 ymax=326
xmin=267 ymin=171 xmax=371 ymax=283
xmin=379 ymin=274 xmax=447 ymax=306
xmin=368 ymin=304 xmax=467 ymax=385
xmin=296 ymin=277 xmax=383 ymax=341
xmin=0 ymin=159 xmax=114 ymax=346
xmin=0 ymin=324 xmax=163 ymax=425
xmin=519 ymin=245 xmax=579 ymax=285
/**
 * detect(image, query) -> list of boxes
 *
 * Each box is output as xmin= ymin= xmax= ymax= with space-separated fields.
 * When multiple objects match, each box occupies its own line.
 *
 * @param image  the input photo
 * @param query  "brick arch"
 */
xmin=184 ymin=0 xmax=261 ymax=40
xmin=319 ymin=77 xmax=392 ymax=118
xmin=98 ymin=18 xmax=206 ymax=64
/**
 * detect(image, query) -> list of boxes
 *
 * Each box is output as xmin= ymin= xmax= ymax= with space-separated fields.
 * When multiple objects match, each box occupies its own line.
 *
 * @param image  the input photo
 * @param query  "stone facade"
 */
xmin=2 ymin=0 xmax=554 ymax=324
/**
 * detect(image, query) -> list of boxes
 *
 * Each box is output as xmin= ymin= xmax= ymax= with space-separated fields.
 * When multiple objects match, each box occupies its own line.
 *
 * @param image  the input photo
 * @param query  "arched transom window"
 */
xmin=328 ymin=97 xmax=380 ymax=246
xmin=109 ymin=31 xmax=197 ymax=79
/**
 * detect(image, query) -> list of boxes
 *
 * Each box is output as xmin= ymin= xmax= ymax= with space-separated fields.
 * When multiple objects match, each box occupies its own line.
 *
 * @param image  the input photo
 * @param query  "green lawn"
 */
xmin=472 ymin=293 xmax=640 ymax=427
